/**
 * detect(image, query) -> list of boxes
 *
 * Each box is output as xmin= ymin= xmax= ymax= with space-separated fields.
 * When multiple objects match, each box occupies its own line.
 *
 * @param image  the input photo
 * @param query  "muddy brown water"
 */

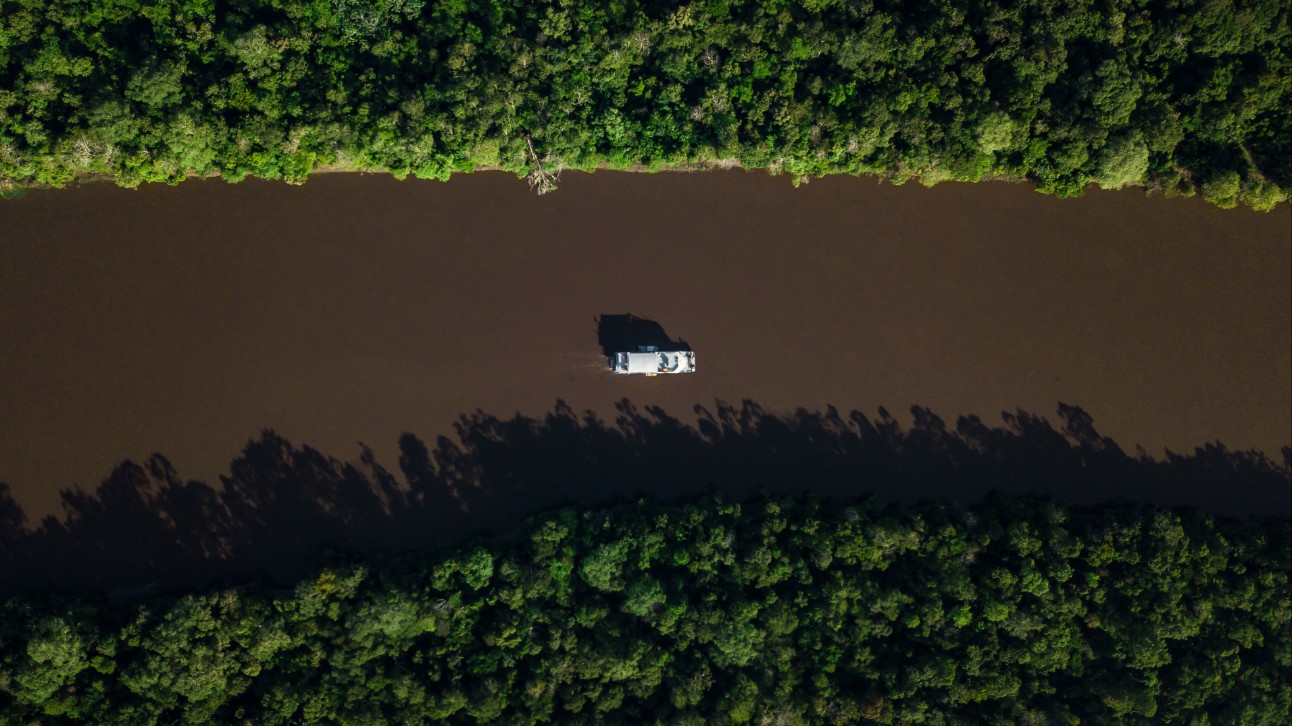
xmin=1 ymin=171 xmax=1289 ymax=522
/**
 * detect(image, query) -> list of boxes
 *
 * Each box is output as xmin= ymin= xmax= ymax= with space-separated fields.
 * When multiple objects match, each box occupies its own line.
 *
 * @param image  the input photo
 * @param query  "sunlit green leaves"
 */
xmin=0 ymin=0 xmax=1284 ymax=205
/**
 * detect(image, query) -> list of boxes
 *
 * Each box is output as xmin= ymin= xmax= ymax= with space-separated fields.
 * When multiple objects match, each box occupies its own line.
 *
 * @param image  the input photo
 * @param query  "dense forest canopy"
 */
xmin=1 ymin=494 xmax=1288 ymax=722
xmin=0 ymin=0 xmax=1288 ymax=207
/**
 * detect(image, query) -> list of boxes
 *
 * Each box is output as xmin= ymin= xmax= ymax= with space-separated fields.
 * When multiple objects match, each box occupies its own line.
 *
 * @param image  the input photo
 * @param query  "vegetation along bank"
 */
xmin=1 ymin=494 xmax=1288 ymax=722
xmin=0 ymin=0 xmax=1288 ymax=207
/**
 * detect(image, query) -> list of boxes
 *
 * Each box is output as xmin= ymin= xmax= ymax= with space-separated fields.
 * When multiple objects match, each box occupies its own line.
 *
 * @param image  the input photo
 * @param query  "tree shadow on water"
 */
xmin=0 ymin=400 xmax=1287 ymax=596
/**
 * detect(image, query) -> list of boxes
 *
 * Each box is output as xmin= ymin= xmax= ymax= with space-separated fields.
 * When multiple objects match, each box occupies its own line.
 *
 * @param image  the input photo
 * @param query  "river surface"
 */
xmin=1 ymin=171 xmax=1289 ymax=520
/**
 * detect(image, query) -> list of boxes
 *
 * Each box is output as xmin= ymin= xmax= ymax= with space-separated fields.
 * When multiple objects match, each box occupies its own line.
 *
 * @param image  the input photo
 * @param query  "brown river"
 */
xmin=1 ymin=171 xmax=1289 ymax=521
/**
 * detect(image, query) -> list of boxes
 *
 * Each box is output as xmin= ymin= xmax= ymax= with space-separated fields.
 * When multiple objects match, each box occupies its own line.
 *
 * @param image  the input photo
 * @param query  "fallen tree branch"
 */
xmin=524 ymin=135 xmax=560 ymax=195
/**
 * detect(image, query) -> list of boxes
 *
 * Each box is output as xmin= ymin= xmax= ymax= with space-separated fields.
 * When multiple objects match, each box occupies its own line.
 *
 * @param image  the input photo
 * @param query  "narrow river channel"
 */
xmin=1 ymin=171 xmax=1288 ymax=520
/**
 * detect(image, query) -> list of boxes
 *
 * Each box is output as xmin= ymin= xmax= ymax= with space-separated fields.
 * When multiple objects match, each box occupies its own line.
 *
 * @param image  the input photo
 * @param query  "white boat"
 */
xmin=610 ymin=346 xmax=696 ymax=375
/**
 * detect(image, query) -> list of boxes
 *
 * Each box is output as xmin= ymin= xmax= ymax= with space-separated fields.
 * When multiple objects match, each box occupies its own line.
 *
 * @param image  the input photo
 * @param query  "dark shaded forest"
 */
xmin=1 ymin=0 xmax=1287 ymax=208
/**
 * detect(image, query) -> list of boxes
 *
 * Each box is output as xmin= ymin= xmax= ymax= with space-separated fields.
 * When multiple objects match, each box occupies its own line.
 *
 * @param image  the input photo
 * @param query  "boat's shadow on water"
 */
xmin=596 ymin=314 xmax=692 ymax=357
xmin=0 ymin=399 xmax=1287 ymax=596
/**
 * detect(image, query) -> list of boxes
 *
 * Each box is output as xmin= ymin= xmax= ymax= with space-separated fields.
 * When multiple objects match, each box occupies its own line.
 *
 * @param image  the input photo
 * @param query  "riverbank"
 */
xmin=3 ymin=1 xmax=1287 ymax=209
xmin=2 ymin=160 xmax=1255 ymax=211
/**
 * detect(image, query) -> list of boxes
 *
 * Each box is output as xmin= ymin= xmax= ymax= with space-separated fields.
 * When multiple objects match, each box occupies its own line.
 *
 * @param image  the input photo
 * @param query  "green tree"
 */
xmin=1094 ymin=134 xmax=1150 ymax=189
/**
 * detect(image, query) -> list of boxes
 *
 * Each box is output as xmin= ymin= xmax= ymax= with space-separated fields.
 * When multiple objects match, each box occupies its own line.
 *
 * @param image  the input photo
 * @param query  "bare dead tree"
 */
xmin=524 ymin=135 xmax=560 ymax=195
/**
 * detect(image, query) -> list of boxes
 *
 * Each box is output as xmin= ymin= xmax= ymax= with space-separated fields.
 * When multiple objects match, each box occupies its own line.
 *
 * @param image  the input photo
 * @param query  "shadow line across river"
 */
xmin=0 ymin=399 xmax=1286 ymax=597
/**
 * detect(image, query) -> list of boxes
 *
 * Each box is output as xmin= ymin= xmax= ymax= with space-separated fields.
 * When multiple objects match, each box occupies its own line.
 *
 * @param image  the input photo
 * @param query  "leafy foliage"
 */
xmin=0 ymin=0 xmax=1287 ymax=207
xmin=1 ymin=494 xmax=1288 ymax=722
